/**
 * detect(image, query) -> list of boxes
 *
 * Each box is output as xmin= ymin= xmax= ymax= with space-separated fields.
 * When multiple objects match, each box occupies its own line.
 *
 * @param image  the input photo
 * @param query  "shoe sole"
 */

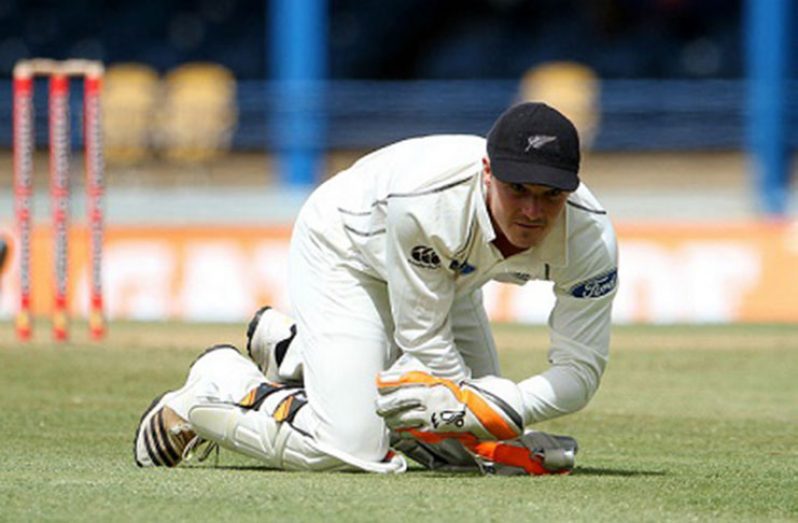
xmin=246 ymin=306 xmax=271 ymax=359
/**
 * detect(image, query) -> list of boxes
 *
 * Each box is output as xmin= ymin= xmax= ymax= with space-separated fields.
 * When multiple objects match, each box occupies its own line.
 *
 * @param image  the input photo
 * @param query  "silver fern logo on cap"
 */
xmin=525 ymin=135 xmax=557 ymax=152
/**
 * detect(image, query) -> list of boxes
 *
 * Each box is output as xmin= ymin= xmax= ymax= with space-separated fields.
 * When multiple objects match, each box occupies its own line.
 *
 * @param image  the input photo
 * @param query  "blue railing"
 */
xmin=0 ymin=78 xmax=795 ymax=152
xmin=253 ymin=80 xmax=752 ymax=151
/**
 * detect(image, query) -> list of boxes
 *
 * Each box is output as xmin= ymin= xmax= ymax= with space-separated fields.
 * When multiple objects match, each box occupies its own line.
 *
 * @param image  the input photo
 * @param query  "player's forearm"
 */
xmin=517 ymin=363 xmax=601 ymax=424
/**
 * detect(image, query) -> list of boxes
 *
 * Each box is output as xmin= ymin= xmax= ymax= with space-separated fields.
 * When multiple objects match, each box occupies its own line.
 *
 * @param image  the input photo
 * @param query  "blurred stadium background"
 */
xmin=0 ymin=0 xmax=797 ymax=328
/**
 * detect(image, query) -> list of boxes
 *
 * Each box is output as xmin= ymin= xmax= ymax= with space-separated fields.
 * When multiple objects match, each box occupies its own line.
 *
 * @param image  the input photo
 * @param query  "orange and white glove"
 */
xmin=376 ymin=369 xmax=577 ymax=475
xmin=375 ymin=370 xmax=525 ymax=442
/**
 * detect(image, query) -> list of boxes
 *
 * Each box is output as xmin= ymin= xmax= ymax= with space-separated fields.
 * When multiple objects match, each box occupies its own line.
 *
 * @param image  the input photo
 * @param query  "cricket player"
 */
xmin=134 ymin=102 xmax=618 ymax=475
xmin=0 ymin=236 xmax=7 ymax=293
xmin=0 ymin=237 xmax=7 ymax=275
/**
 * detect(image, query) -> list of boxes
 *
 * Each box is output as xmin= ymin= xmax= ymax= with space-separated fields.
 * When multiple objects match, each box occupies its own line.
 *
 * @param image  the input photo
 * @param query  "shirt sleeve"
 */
xmin=518 ymin=232 xmax=618 ymax=424
xmin=385 ymin=196 xmax=470 ymax=382
xmin=518 ymin=286 xmax=615 ymax=423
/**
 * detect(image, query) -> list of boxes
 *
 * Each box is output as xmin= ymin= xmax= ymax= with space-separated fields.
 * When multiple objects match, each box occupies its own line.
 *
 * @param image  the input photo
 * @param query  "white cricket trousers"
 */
xmin=275 ymin=184 xmax=500 ymax=469
xmin=166 ymin=345 xmax=403 ymax=471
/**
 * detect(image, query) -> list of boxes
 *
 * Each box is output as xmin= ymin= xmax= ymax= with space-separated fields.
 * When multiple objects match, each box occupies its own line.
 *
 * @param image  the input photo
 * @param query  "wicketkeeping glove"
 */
xmin=375 ymin=370 xmax=525 ymax=441
xmin=376 ymin=369 xmax=578 ymax=476
xmin=469 ymin=431 xmax=578 ymax=475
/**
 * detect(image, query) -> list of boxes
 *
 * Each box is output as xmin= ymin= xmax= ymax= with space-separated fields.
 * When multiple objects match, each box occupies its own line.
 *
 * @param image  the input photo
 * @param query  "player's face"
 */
xmin=483 ymin=158 xmax=570 ymax=255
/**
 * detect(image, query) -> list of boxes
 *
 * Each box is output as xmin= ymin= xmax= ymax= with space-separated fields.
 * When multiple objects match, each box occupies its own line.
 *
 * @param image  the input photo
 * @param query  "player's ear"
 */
xmin=482 ymin=156 xmax=492 ymax=186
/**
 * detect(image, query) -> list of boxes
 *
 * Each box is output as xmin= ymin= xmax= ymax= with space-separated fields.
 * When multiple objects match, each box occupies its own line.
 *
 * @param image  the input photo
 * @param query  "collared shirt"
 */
xmin=315 ymin=134 xmax=618 ymax=424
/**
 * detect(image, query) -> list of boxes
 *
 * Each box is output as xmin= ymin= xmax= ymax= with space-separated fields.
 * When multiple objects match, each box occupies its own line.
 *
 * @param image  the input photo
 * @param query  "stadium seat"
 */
xmin=519 ymin=62 xmax=601 ymax=149
xmin=157 ymin=62 xmax=238 ymax=163
xmin=102 ymin=63 xmax=160 ymax=165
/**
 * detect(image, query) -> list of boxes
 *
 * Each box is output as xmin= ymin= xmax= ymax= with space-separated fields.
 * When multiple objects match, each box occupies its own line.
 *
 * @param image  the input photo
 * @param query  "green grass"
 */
xmin=1 ymin=321 xmax=797 ymax=522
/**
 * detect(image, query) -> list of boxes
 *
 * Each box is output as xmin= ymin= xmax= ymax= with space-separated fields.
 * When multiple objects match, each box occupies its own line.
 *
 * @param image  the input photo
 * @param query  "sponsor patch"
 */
xmin=449 ymin=259 xmax=476 ymax=275
xmin=569 ymin=269 xmax=618 ymax=298
xmin=409 ymin=245 xmax=441 ymax=269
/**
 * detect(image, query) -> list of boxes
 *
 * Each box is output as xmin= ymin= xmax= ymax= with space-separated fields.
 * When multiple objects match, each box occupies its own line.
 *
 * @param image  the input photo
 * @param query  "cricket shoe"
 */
xmin=246 ymin=306 xmax=297 ymax=381
xmin=133 ymin=346 xmax=230 ymax=467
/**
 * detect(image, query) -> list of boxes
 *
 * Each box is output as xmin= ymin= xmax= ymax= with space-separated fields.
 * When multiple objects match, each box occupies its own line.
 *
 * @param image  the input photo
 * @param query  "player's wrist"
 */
xmin=464 ymin=376 xmax=526 ymax=434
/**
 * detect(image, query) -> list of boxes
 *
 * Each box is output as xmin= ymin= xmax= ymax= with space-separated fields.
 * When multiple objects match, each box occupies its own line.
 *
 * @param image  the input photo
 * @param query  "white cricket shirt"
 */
xmin=313 ymin=135 xmax=618 ymax=424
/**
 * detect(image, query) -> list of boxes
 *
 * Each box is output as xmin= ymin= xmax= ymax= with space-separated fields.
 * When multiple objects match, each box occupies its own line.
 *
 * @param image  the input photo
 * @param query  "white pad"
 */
xmin=188 ymin=401 xmax=407 ymax=473
xmin=189 ymin=402 xmax=285 ymax=468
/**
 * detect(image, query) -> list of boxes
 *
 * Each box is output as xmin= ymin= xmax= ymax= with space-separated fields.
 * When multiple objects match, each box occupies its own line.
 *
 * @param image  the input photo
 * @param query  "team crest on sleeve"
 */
xmin=409 ymin=245 xmax=441 ymax=269
xmin=569 ymin=269 xmax=618 ymax=298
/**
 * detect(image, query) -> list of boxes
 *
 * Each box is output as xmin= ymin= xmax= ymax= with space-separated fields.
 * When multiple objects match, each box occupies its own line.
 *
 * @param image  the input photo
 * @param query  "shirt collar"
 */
xmin=532 ymin=205 xmax=568 ymax=267
xmin=475 ymin=168 xmax=495 ymax=243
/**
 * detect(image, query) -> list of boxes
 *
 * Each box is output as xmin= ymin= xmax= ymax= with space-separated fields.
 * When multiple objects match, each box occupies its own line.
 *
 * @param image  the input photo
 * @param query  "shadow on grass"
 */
xmin=180 ymin=464 xmax=667 ymax=477
xmin=183 ymin=464 xmax=400 ymax=475
xmin=574 ymin=466 xmax=667 ymax=477
xmin=181 ymin=464 xmax=272 ymax=472
xmin=406 ymin=467 xmax=667 ymax=478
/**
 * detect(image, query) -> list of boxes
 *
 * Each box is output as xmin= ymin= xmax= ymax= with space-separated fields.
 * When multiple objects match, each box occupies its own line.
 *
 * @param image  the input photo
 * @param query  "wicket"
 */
xmin=13 ymin=59 xmax=105 ymax=341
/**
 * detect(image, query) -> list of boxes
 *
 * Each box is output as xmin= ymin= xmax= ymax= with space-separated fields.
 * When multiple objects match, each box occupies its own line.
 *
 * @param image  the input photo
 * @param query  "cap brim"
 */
xmin=491 ymin=158 xmax=580 ymax=191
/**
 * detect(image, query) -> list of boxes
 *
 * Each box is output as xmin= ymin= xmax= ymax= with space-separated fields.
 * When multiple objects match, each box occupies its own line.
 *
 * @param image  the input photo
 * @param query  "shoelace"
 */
xmin=182 ymin=435 xmax=219 ymax=464
xmin=170 ymin=423 xmax=220 ymax=465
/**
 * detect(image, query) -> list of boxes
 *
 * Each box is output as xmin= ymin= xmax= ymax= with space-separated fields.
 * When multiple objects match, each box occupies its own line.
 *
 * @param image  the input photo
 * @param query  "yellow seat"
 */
xmin=102 ymin=63 xmax=160 ymax=164
xmin=157 ymin=62 xmax=238 ymax=163
xmin=519 ymin=62 xmax=601 ymax=149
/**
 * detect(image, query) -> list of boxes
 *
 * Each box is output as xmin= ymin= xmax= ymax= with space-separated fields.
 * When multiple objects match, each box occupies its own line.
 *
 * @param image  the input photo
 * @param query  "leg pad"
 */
xmin=189 ymin=402 xmax=283 ymax=468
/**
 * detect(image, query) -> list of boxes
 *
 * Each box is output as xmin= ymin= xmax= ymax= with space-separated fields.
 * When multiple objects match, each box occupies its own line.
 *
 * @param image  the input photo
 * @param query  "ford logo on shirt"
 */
xmin=570 ymin=269 xmax=618 ymax=298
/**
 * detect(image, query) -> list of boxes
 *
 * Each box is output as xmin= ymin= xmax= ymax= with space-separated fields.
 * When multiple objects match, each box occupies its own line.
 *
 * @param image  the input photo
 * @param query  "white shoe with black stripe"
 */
xmin=133 ymin=345 xmax=230 ymax=467
xmin=134 ymin=392 xmax=198 ymax=467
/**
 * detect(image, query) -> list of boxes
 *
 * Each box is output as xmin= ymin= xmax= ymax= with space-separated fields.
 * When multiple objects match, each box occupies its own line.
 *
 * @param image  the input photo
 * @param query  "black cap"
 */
xmin=486 ymin=102 xmax=580 ymax=191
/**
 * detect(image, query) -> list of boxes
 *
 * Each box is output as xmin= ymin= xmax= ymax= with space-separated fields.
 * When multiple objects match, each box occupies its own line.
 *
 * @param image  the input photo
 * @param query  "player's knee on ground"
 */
xmin=315 ymin=412 xmax=390 ymax=462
